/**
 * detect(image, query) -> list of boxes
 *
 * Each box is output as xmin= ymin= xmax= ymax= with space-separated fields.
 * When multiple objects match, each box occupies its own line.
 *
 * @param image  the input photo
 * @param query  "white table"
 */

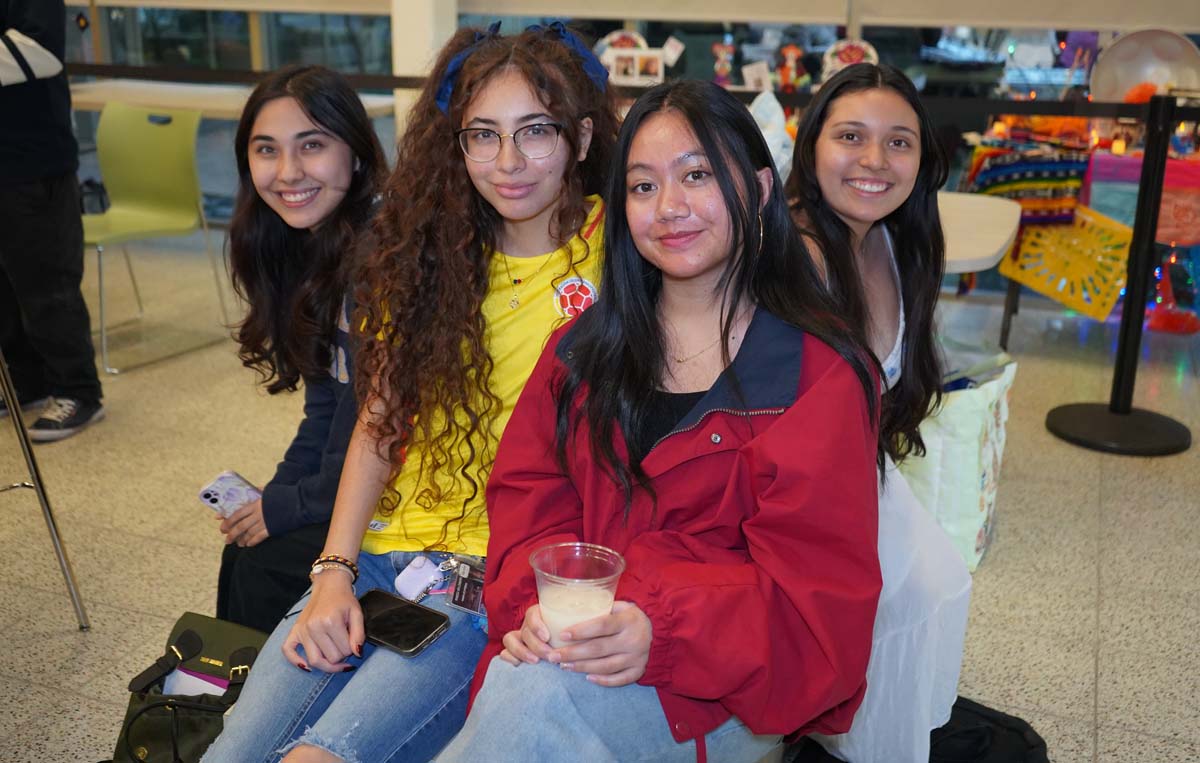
xmin=70 ymin=79 xmax=395 ymax=120
xmin=938 ymin=191 xmax=1022 ymax=274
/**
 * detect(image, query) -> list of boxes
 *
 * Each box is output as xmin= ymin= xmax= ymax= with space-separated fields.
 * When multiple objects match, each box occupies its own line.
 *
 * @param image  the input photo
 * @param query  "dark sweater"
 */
xmin=259 ymin=299 xmax=357 ymax=537
xmin=0 ymin=0 xmax=78 ymax=186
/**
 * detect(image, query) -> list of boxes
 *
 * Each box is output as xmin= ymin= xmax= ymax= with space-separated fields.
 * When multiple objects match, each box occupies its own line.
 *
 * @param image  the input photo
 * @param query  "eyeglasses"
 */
xmin=455 ymin=123 xmax=564 ymax=162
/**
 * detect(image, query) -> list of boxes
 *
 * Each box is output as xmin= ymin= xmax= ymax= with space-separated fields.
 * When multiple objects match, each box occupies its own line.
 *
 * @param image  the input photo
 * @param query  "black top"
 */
xmin=259 ymin=297 xmax=357 ymax=537
xmin=635 ymin=388 xmax=707 ymax=458
xmin=0 ymin=0 xmax=78 ymax=186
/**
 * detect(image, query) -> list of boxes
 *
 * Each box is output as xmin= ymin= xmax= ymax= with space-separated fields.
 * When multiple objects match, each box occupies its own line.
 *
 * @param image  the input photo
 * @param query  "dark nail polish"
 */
xmin=298 ymin=664 xmax=311 ymax=673
xmin=343 ymin=665 xmax=357 ymax=673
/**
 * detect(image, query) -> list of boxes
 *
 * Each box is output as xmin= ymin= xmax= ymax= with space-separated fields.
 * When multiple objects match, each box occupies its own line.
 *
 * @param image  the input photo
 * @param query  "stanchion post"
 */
xmin=0 ymin=349 xmax=91 ymax=630
xmin=1044 ymin=94 xmax=1191 ymax=456
xmin=1110 ymin=95 xmax=1173 ymax=413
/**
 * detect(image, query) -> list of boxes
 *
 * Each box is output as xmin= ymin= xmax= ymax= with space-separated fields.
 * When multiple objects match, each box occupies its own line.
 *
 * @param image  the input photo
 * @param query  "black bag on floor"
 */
xmin=784 ymin=696 xmax=1049 ymax=763
xmin=107 ymin=612 xmax=267 ymax=763
xmin=930 ymin=697 xmax=1049 ymax=763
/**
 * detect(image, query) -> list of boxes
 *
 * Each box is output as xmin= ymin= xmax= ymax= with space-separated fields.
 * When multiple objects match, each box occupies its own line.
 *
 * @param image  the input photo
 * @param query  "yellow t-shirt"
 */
xmin=360 ymin=197 xmax=605 ymax=556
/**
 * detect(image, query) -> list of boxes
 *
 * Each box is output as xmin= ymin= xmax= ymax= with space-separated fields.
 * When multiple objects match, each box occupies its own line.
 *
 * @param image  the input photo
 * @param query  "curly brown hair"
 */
xmin=353 ymin=25 xmax=617 ymax=545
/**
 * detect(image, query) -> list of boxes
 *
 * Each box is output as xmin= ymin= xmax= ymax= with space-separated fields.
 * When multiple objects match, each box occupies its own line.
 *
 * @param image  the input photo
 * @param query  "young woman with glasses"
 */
xmin=437 ymin=79 xmax=882 ymax=763
xmin=202 ymin=23 xmax=618 ymax=763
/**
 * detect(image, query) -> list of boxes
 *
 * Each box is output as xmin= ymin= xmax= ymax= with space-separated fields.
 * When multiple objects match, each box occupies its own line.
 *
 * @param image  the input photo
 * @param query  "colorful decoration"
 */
xmin=998 ymin=205 xmax=1132 ymax=322
xmin=712 ymin=35 xmax=735 ymax=87
xmin=1147 ymin=245 xmax=1200 ymax=334
xmin=1080 ymin=151 xmax=1200 ymax=247
xmin=821 ymin=39 xmax=878 ymax=82
xmin=593 ymin=30 xmax=647 ymax=56
xmin=964 ymin=145 xmax=1090 ymax=225
xmin=776 ymin=44 xmax=810 ymax=93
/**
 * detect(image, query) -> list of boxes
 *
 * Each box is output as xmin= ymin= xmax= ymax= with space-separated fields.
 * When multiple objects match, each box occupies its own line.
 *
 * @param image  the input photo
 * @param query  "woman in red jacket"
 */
xmin=438 ymin=80 xmax=883 ymax=762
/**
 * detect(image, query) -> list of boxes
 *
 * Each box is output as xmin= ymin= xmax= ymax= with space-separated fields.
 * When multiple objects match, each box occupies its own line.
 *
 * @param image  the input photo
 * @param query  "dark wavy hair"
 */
xmin=785 ymin=63 xmax=947 ymax=463
xmin=229 ymin=65 xmax=386 ymax=394
xmin=554 ymin=80 xmax=880 ymax=509
xmin=354 ymin=26 xmax=618 ymax=543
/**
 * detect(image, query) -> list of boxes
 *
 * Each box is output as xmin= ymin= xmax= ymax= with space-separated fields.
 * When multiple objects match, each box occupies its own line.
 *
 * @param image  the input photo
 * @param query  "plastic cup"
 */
xmin=529 ymin=542 xmax=626 ymax=648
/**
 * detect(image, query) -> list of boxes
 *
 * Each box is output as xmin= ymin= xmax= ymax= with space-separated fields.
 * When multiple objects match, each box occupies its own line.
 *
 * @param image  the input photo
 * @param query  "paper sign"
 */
xmin=662 ymin=36 xmax=685 ymax=67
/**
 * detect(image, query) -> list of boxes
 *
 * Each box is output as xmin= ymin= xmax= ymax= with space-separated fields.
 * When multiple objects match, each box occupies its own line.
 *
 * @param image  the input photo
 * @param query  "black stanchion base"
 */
xmin=1046 ymin=403 xmax=1191 ymax=456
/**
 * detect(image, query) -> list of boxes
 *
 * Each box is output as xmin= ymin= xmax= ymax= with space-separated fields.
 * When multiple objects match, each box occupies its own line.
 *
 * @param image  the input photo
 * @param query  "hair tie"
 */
xmin=526 ymin=21 xmax=609 ymax=95
xmin=435 ymin=21 xmax=501 ymax=115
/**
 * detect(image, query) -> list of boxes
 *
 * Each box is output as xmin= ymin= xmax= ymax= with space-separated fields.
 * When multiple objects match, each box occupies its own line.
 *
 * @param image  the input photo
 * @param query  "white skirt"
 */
xmin=813 ymin=460 xmax=972 ymax=763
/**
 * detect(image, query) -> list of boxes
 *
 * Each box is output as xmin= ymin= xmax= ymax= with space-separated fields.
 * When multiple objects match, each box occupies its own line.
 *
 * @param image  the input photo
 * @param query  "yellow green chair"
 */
xmin=82 ymin=101 xmax=229 ymax=374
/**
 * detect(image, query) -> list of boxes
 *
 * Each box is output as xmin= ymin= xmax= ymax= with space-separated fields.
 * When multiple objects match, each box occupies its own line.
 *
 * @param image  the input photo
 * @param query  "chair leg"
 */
xmin=122 ymin=245 xmax=145 ymax=319
xmin=0 ymin=348 xmax=90 ymax=631
xmin=95 ymin=246 xmax=119 ymax=375
xmin=201 ymin=213 xmax=230 ymax=325
xmin=999 ymin=278 xmax=1021 ymax=351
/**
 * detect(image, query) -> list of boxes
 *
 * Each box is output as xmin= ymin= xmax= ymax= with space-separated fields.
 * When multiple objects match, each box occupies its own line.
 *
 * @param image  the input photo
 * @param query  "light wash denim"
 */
xmin=436 ymin=657 xmax=782 ymax=762
xmin=202 ymin=550 xmax=486 ymax=763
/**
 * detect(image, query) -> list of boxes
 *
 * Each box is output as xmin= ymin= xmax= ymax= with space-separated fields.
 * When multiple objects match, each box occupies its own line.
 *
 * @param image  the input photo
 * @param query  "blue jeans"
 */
xmin=436 ymin=658 xmax=782 ymax=762
xmin=202 ymin=551 xmax=487 ymax=763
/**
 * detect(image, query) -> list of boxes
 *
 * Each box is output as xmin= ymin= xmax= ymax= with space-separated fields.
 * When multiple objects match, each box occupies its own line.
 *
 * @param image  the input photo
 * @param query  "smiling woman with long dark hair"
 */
xmin=786 ymin=63 xmax=972 ymax=763
xmin=216 ymin=64 xmax=385 ymax=634
xmin=438 ymin=79 xmax=882 ymax=763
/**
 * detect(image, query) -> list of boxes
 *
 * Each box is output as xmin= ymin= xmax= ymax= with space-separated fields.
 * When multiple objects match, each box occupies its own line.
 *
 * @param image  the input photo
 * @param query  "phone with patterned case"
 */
xmin=198 ymin=471 xmax=261 ymax=518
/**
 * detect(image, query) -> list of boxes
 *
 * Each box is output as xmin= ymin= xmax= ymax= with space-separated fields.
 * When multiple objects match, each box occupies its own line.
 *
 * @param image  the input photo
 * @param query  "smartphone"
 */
xmin=359 ymin=589 xmax=451 ymax=657
xmin=198 ymin=471 xmax=261 ymax=518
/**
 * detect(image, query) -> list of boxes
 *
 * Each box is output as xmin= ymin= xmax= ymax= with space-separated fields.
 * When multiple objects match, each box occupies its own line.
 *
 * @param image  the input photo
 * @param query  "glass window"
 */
xmin=266 ymin=13 xmax=391 ymax=74
xmin=64 ymin=6 xmax=249 ymax=69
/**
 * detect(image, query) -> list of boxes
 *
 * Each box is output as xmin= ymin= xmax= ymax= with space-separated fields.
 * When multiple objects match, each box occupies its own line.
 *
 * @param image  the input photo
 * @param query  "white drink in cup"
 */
xmin=530 ymin=542 xmax=626 ymax=648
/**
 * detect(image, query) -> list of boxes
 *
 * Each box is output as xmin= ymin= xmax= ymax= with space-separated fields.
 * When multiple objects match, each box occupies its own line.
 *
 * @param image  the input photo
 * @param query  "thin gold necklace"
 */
xmin=499 ymin=251 xmax=557 ymax=309
xmin=671 ymin=335 xmax=725 ymax=364
xmin=667 ymin=307 xmax=751 ymax=364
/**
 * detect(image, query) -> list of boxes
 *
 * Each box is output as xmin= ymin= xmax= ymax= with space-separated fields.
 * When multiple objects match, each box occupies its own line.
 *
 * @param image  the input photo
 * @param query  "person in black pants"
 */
xmin=214 ymin=66 xmax=385 ymax=633
xmin=0 ymin=0 xmax=104 ymax=441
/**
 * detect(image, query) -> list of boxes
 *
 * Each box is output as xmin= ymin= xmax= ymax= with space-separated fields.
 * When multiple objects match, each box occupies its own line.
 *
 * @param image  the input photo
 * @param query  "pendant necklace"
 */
xmin=500 ymin=251 xmax=557 ymax=309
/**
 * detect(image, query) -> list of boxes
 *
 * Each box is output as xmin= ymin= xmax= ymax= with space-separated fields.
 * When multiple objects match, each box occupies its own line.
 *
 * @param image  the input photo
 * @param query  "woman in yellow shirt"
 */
xmin=203 ymin=23 xmax=616 ymax=763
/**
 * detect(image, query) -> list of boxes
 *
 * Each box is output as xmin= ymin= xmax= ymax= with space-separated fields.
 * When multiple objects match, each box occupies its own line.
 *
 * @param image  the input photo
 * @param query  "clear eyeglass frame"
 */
xmin=455 ymin=123 xmax=564 ymax=162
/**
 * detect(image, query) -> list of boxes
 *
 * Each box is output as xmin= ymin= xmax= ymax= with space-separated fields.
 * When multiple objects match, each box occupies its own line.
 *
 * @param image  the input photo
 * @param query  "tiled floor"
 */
xmin=1 ymin=240 xmax=1198 ymax=761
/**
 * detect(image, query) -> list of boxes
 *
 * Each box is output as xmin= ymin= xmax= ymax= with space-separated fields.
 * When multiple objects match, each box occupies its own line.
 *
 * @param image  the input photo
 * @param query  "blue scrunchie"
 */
xmin=525 ymin=20 xmax=610 ymax=95
xmin=434 ymin=21 xmax=501 ymax=115
xmin=434 ymin=20 xmax=608 ymax=116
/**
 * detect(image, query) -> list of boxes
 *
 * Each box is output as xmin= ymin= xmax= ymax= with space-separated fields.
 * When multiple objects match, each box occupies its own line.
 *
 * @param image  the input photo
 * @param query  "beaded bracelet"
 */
xmin=313 ymin=554 xmax=360 ymax=582
xmin=310 ymin=561 xmax=357 ymax=583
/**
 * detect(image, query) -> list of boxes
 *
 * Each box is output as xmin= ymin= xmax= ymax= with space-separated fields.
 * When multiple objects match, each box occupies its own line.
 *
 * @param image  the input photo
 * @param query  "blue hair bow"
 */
xmin=435 ymin=21 xmax=501 ymax=115
xmin=434 ymin=20 xmax=608 ymax=116
xmin=526 ymin=21 xmax=609 ymax=95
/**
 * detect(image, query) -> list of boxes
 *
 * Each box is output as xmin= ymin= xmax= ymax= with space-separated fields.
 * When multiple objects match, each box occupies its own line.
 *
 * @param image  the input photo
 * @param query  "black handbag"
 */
xmin=109 ymin=612 xmax=267 ymax=763
xmin=784 ymin=697 xmax=1049 ymax=763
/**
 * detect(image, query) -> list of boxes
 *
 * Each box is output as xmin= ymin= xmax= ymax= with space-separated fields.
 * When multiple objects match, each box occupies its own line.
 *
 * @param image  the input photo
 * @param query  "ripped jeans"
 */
xmin=201 ymin=550 xmax=487 ymax=763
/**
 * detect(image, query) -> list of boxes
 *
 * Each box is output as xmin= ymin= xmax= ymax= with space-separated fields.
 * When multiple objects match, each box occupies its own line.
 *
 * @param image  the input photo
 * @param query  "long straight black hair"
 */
xmin=230 ymin=65 xmax=386 ymax=394
xmin=554 ymin=79 xmax=880 ymax=508
xmin=785 ymin=63 xmax=947 ymax=462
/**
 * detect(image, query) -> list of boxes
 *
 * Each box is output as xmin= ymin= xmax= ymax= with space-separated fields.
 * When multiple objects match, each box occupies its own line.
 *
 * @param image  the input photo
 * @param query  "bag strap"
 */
xmin=128 ymin=629 xmax=203 ymax=693
xmin=219 ymin=646 xmax=259 ymax=705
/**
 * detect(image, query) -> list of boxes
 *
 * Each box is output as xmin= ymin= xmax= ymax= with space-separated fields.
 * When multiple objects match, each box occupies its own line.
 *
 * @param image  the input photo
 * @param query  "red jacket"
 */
xmin=475 ymin=309 xmax=881 ymax=754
